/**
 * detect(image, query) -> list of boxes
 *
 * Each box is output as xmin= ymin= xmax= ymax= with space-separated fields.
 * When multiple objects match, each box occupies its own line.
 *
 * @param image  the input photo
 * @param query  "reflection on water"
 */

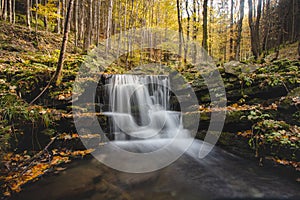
xmin=12 ymin=140 xmax=300 ymax=200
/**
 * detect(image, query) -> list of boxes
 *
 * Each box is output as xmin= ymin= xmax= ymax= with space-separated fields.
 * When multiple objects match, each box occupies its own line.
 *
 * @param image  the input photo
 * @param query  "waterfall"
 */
xmin=103 ymin=74 xmax=186 ymax=140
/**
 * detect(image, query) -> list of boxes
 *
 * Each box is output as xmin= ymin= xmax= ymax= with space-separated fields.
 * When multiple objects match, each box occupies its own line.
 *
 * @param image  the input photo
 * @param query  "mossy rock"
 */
xmin=223 ymin=61 xmax=258 ymax=76
xmin=218 ymin=132 xmax=254 ymax=158
xmin=279 ymin=87 xmax=300 ymax=109
xmin=278 ymin=87 xmax=300 ymax=125
xmin=196 ymin=130 xmax=254 ymax=159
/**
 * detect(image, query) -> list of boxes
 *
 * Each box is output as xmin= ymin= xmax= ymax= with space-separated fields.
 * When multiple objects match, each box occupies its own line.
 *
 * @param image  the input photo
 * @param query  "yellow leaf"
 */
xmin=3 ymin=191 xmax=11 ymax=196
xmin=232 ymin=103 xmax=239 ymax=108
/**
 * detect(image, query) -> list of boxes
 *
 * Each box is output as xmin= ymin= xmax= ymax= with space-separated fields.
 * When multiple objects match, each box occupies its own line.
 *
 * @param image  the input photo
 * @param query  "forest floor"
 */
xmin=0 ymin=21 xmax=299 ymax=198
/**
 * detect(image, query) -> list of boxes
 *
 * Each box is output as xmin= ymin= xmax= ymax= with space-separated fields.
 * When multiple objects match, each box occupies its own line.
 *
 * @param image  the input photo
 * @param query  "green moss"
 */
xmin=0 ymin=92 xmax=56 ymax=157
xmin=250 ymin=120 xmax=299 ymax=161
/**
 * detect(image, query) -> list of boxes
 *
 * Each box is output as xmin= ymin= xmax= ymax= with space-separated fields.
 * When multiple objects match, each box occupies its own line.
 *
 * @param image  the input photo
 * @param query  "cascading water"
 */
xmin=103 ymin=74 xmax=186 ymax=140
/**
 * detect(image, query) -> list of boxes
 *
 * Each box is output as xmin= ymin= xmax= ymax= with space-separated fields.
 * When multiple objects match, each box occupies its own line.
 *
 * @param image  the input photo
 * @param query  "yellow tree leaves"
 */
xmin=31 ymin=0 xmax=62 ymax=27
xmin=198 ymin=103 xmax=278 ymax=113
xmin=0 ymin=148 xmax=94 ymax=197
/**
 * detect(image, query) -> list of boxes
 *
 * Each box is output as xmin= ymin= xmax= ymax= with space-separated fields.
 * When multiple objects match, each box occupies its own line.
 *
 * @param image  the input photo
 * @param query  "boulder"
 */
xmin=223 ymin=61 xmax=258 ymax=76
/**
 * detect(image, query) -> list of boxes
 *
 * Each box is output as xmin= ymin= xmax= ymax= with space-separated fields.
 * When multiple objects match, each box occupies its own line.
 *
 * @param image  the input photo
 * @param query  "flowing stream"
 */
xmin=12 ymin=75 xmax=299 ymax=200
xmin=12 ymin=140 xmax=300 ymax=200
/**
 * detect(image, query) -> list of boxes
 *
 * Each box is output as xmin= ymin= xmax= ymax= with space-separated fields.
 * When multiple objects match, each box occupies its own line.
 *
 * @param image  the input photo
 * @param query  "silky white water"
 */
xmin=103 ymin=74 xmax=186 ymax=140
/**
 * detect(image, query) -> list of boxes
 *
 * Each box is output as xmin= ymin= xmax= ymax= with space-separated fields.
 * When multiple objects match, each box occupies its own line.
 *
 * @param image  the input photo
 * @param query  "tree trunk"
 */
xmin=202 ymin=0 xmax=208 ymax=51
xmin=8 ymin=0 xmax=11 ymax=23
xmin=255 ymin=0 xmax=262 ymax=55
xmin=291 ymin=0 xmax=295 ymax=42
xmin=35 ymin=0 xmax=38 ymax=32
xmin=105 ymin=0 xmax=113 ymax=53
xmin=61 ymin=0 xmax=65 ymax=31
xmin=262 ymin=0 xmax=270 ymax=54
xmin=176 ymin=0 xmax=183 ymax=58
xmin=124 ymin=0 xmax=128 ymax=56
xmin=56 ymin=0 xmax=61 ymax=33
xmin=92 ymin=0 xmax=97 ymax=45
xmin=229 ymin=0 xmax=234 ymax=60
xmin=208 ymin=0 xmax=214 ymax=56
xmin=54 ymin=0 xmax=74 ymax=86
xmin=235 ymin=0 xmax=245 ymax=61
xmin=184 ymin=0 xmax=190 ymax=63
xmin=3 ymin=0 xmax=7 ymax=21
xmin=26 ymin=0 xmax=31 ymax=29
xmin=89 ymin=0 xmax=93 ymax=46
xmin=193 ymin=0 xmax=197 ymax=42
xmin=12 ymin=0 xmax=15 ymax=24
xmin=298 ymin=40 xmax=300 ymax=59
xmin=78 ymin=0 xmax=84 ymax=42
xmin=248 ymin=0 xmax=262 ymax=59
xmin=74 ymin=0 xmax=78 ymax=47
xmin=96 ymin=0 xmax=101 ymax=46
xmin=192 ymin=0 xmax=197 ymax=62
xmin=84 ymin=0 xmax=93 ymax=51
xmin=0 ymin=0 xmax=3 ymax=18
xmin=43 ymin=0 xmax=48 ymax=31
